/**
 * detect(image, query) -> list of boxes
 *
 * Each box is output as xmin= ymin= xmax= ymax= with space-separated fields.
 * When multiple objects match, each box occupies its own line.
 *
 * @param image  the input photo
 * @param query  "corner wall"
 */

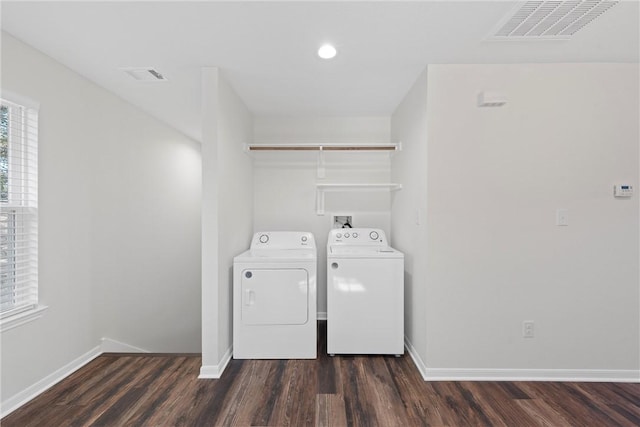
xmin=201 ymin=69 xmax=253 ymax=376
xmin=1 ymin=31 xmax=202 ymax=409
xmin=91 ymin=85 xmax=202 ymax=354
xmin=417 ymin=63 xmax=639 ymax=379
xmin=390 ymin=69 xmax=429 ymax=371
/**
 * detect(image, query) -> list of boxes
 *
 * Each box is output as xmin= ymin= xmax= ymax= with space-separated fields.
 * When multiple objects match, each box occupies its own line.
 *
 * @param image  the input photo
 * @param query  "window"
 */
xmin=1 ymin=95 xmax=39 ymax=322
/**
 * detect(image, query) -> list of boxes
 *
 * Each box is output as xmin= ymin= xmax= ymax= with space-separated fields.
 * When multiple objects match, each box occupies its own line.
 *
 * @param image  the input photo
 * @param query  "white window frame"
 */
xmin=0 ymin=91 xmax=46 ymax=332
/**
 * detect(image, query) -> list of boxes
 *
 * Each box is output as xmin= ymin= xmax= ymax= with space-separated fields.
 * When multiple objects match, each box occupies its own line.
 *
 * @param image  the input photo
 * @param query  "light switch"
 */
xmin=556 ymin=209 xmax=568 ymax=226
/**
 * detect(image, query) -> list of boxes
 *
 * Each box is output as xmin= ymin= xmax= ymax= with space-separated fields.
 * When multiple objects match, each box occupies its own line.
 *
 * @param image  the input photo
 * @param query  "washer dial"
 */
xmin=369 ymin=231 xmax=379 ymax=240
xmin=259 ymin=234 xmax=269 ymax=243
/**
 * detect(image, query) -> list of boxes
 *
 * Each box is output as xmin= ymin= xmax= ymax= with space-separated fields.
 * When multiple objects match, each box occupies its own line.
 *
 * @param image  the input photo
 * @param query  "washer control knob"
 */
xmin=353 ymin=232 xmax=359 ymax=238
xmin=369 ymin=231 xmax=379 ymax=240
xmin=336 ymin=233 xmax=342 ymax=238
xmin=301 ymin=236 xmax=308 ymax=242
xmin=259 ymin=234 xmax=269 ymax=244
xmin=344 ymin=233 xmax=350 ymax=238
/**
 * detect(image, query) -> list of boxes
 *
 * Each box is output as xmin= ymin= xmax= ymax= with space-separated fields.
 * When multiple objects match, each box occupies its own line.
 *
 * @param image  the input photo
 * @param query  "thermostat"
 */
xmin=614 ymin=185 xmax=633 ymax=198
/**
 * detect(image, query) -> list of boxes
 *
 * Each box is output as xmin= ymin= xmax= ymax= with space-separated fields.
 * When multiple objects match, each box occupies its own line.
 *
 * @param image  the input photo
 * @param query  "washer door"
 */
xmin=241 ymin=268 xmax=308 ymax=325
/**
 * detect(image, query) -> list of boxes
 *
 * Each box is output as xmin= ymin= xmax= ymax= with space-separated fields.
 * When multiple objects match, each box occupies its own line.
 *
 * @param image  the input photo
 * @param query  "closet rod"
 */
xmin=247 ymin=145 xmax=398 ymax=151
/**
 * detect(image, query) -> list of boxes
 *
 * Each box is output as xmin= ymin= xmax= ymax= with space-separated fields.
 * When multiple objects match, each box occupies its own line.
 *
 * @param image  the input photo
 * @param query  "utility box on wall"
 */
xmin=334 ymin=215 xmax=353 ymax=228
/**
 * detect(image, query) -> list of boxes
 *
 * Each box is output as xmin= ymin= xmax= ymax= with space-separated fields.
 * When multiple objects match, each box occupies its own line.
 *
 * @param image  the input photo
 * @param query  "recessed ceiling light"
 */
xmin=318 ymin=44 xmax=337 ymax=59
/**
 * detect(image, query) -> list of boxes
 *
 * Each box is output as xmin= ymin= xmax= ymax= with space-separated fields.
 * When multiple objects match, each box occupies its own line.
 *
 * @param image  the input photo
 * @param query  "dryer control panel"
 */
xmin=250 ymin=231 xmax=316 ymax=250
xmin=328 ymin=228 xmax=388 ymax=246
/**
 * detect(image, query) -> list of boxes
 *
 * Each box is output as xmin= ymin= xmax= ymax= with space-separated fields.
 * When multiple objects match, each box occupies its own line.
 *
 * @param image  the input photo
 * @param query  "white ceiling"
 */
xmin=2 ymin=1 xmax=638 ymax=142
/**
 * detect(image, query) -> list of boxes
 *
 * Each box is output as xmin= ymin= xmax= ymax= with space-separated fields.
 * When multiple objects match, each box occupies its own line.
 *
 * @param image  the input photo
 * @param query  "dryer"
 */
xmin=327 ymin=228 xmax=404 ymax=356
xmin=233 ymin=231 xmax=317 ymax=359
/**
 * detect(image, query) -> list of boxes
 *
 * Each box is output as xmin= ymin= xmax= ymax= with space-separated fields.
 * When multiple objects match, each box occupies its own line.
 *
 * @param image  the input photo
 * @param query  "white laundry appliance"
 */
xmin=326 ymin=228 xmax=404 ymax=356
xmin=233 ymin=231 xmax=317 ymax=359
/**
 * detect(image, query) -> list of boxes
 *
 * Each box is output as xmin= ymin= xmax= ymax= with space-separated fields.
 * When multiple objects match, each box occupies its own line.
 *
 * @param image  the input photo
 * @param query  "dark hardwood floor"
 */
xmin=3 ymin=322 xmax=639 ymax=426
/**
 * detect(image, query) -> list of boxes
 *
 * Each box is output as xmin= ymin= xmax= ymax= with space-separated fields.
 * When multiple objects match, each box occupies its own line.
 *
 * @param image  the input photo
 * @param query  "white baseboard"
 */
xmin=100 ymin=337 xmax=149 ymax=353
xmin=423 ymin=368 xmax=640 ymax=382
xmin=0 ymin=345 xmax=102 ymax=418
xmin=199 ymin=346 xmax=233 ymax=379
xmin=404 ymin=336 xmax=640 ymax=383
xmin=403 ymin=336 xmax=638 ymax=382
xmin=404 ymin=335 xmax=428 ymax=380
xmin=1 ymin=336 xmax=151 ymax=418
xmin=3 ymin=336 xmax=637 ymax=419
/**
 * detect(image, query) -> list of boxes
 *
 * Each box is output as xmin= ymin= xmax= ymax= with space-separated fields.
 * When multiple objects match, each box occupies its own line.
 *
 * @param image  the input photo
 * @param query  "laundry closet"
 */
xmin=199 ymin=71 xmax=406 ymax=376
xmin=251 ymin=116 xmax=400 ymax=317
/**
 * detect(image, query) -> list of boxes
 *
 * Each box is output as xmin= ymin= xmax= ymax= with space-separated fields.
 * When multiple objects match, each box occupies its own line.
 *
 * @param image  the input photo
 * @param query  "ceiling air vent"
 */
xmin=121 ymin=67 xmax=168 ymax=82
xmin=491 ymin=0 xmax=619 ymax=40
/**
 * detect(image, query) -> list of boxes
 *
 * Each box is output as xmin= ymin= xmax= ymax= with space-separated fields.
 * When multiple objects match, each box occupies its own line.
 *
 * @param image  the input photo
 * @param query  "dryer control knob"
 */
xmin=259 ymin=234 xmax=269 ymax=243
xmin=301 ymin=236 xmax=307 ymax=242
xmin=353 ymin=232 xmax=359 ymax=238
xmin=369 ymin=231 xmax=379 ymax=240
xmin=344 ymin=233 xmax=350 ymax=238
xmin=336 ymin=233 xmax=342 ymax=238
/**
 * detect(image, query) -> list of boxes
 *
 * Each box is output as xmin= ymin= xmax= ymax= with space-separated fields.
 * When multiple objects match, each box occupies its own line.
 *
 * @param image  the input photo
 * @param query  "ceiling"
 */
xmin=1 ymin=1 xmax=638 ymax=142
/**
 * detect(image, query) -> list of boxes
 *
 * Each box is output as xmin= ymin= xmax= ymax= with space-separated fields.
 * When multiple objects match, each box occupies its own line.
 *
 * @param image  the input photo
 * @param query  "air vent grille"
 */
xmin=121 ymin=67 xmax=168 ymax=82
xmin=492 ymin=0 xmax=618 ymax=39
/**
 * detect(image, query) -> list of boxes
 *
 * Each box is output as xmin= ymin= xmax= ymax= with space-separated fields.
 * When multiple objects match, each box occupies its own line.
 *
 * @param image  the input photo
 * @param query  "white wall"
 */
xmin=201 ymin=68 xmax=253 ymax=374
xmin=1 ymin=32 xmax=202 ymax=404
xmin=390 ymin=68 xmax=429 ymax=368
xmin=393 ymin=63 xmax=639 ymax=379
xmin=90 ymin=103 xmax=202 ymax=353
xmin=253 ymin=117 xmax=392 ymax=314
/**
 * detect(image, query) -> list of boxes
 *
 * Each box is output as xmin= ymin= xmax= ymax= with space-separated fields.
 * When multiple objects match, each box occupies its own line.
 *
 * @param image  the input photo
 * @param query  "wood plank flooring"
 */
xmin=3 ymin=322 xmax=639 ymax=426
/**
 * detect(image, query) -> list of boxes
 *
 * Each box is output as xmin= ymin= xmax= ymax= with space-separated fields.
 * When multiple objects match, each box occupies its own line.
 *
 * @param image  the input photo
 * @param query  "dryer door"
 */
xmin=241 ymin=268 xmax=309 ymax=325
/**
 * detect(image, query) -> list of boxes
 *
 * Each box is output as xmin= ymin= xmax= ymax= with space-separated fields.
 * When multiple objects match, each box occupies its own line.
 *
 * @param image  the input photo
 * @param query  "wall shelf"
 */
xmin=315 ymin=183 xmax=402 ymax=215
xmin=247 ymin=142 xmax=401 ymax=179
xmin=246 ymin=143 xmax=402 ymax=215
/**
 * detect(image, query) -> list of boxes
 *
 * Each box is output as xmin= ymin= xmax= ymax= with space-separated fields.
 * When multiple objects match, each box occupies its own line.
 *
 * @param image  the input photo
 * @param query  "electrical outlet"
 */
xmin=523 ymin=321 xmax=535 ymax=338
xmin=556 ymin=209 xmax=568 ymax=226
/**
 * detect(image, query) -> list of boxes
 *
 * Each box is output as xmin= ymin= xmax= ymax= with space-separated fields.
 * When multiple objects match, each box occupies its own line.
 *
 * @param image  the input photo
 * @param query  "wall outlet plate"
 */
xmin=523 ymin=321 xmax=534 ymax=338
xmin=556 ymin=209 xmax=568 ymax=226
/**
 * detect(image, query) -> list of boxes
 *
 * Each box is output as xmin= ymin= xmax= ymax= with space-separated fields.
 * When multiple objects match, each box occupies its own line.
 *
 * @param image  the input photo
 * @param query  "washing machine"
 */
xmin=233 ymin=231 xmax=317 ymax=359
xmin=327 ymin=228 xmax=404 ymax=355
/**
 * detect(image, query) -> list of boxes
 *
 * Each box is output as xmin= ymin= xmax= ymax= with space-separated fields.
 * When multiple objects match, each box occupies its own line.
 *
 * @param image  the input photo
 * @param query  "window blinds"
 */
xmin=1 ymin=98 xmax=39 ymax=317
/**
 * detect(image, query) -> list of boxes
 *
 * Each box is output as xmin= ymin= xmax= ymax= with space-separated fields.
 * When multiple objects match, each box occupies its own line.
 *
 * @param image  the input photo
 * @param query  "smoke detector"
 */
xmin=490 ymin=0 xmax=619 ymax=40
xmin=121 ymin=67 xmax=168 ymax=82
